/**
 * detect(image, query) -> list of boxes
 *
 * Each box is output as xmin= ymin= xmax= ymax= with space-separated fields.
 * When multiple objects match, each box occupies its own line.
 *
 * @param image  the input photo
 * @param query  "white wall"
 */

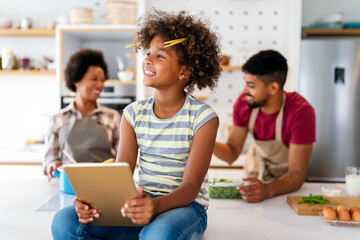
xmin=0 ymin=0 xmax=113 ymax=27
xmin=0 ymin=0 xmax=302 ymax=149
xmin=0 ymin=0 xmax=129 ymax=148
xmin=0 ymin=38 xmax=58 ymax=148
xmin=143 ymin=0 xmax=302 ymax=149
xmin=302 ymin=0 xmax=360 ymax=26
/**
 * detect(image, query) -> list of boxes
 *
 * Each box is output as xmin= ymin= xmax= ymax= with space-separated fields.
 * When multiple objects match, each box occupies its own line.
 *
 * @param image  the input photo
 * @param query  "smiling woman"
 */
xmin=43 ymin=49 xmax=121 ymax=182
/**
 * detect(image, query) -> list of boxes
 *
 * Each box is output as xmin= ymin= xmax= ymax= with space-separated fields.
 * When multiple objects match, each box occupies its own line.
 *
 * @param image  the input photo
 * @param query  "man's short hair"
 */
xmin=242 ymin=50 xmax=288 ymax=89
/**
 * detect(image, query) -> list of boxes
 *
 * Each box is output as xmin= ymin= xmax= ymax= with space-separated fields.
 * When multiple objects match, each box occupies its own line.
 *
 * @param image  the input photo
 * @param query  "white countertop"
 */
xmin=0 ymin=144 xmax=45 ymax=163
xmin=0 ymin=144 xmax=245 ymax=168
xmin=206 ymin=183 xmax=358 ymax=240
xmin=0 ymin=165 xmax=358 ymax=240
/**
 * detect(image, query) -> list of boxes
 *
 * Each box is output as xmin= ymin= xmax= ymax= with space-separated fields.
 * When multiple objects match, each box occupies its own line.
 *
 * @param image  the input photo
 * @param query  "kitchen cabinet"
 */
xmin=56 ymin=25 xmax=137 ymax=84
xmin=57 ymin=25 xmax=138 ymax=114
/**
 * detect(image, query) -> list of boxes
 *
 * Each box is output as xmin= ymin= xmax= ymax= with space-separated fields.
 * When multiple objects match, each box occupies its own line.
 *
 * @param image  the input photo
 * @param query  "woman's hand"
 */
xmin=121 ymin=186 xmax=157 ymax=225
xmin=73 ymin=198 xmax=100 ymax=224
xmin=45 ymin=161 xmax=63 ymax=182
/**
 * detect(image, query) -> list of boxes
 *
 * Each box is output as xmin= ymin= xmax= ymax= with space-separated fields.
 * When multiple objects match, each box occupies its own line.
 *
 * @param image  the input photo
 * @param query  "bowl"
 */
xmin=0 ymin=16 xmax=12 ymax=29
xmin=209 ymin=182 xmax=242 ymax=199
xmin=53 ymin=166 xmax=75 ymax=195
xmin=314 ymin=12 xmax=344 ymax=24
xmin=117 ymin=70 xmax=134 ymax=82
xmin=321 ymin=186 xmax=342 ymax=197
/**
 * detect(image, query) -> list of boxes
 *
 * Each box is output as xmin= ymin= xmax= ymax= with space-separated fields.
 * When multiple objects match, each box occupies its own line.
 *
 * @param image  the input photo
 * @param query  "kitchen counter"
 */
xmin=206 ymin=183 xmax=358 ymax=240
xmin=0 ymin=144 xmax=245 ymax=168
xmin=0 ymin=165 xmax=358 ymax=240
xmin=0 ymin=144 xmax=45 ymax=164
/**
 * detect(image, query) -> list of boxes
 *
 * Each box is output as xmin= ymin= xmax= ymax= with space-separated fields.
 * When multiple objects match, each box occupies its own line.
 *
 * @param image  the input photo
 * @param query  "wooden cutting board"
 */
xmin=287 ymin=195 xmax=360 ymax=215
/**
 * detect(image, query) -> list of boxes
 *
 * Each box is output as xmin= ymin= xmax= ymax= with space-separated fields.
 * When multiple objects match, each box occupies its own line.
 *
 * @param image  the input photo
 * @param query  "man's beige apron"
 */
xmin=245 ymin=94 xmax=288 ymax=183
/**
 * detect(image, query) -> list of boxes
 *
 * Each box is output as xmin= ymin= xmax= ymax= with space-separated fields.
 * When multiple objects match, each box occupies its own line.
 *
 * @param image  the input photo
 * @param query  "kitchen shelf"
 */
xmin=0 ymin=29 xmax=55 ymax=37
xmin=106 ymin=79 xmax=136 ymax=85
xmin=0 ymin=70 xmax=56 ymax=76
xmin=302 ymin=28 xmax=360 ymax=37
xmin=221 ymin=65 xmax=242 ymax=71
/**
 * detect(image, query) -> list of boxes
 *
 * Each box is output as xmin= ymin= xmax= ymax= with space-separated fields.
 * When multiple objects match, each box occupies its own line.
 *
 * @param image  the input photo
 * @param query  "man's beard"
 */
xmin=245 ymin=94 xmax=267 ymax=109
xmin=246 ymin=101 xmax=262 ymax=108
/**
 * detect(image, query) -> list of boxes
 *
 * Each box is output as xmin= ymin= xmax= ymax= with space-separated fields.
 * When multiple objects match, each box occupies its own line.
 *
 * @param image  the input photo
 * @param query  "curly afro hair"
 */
xmin=65 ymin=48 xmax=108 ymax=92
xmin=242 ymin=50 xmax=288 ymax=89
xmin=135 ymin=9 xmax=222 ymax=93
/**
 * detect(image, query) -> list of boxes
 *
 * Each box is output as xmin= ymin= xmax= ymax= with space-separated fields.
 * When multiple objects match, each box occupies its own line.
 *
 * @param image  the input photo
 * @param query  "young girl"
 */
xmin=52 ymin=9 xmax=222 ymax=240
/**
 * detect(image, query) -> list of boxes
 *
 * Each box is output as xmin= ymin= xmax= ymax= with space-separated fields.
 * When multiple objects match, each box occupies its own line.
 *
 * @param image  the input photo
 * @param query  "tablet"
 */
xmin=63 ymin=162 xmax=140 ymax=226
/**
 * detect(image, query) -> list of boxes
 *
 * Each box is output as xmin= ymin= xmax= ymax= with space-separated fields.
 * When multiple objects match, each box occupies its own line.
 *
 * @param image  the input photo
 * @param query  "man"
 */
xmin=213 ymin=50 xmax=316 ymax=203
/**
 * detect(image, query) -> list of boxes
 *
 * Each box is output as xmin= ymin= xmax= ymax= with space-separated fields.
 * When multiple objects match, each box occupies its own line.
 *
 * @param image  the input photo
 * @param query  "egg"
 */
xmin=349 ymin=206 xmax=360 ymax=217
xmin=323 ymin=207 xmax=336 ymax=224
xmin=352 ymin=210 xmax=360 ymax=226
xmin=322 ymin=206 xmax=333 ymax=216
xmin=336 ymin=204 xmax=347 ymax=213
xmin=338 ymin=209 xmax=350 ymax=225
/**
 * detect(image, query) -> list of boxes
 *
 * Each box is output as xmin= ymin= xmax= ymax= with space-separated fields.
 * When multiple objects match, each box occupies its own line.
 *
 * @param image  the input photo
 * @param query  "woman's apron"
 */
xmin=245 ymin=94 xmax=288 ymax=183
xmin=58 ymin=114 xmax=113 ymax=163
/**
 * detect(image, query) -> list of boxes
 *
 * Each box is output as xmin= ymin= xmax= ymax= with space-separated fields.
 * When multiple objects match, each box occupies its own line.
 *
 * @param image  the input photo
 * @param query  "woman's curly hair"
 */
xmin=65 ymin=48 xmax=108 ymax=92
xmin=135 ymin=9 xmax=222 ymax=93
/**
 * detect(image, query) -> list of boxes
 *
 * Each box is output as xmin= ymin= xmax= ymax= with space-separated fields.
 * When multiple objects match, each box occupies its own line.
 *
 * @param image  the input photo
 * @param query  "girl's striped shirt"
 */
xmin=123 ymin=93 xmax=218 ymax=207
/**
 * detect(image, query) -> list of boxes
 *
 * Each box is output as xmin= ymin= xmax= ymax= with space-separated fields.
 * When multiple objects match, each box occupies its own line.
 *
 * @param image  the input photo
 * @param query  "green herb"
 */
xmin=208 ymin=179 xmax=242 ymax=199
xmin=297 ymin=194 xmax=336 ymax=206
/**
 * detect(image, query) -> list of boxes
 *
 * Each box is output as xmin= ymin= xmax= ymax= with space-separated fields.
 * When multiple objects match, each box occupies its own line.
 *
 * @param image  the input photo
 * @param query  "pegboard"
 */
xmin=141 ymin=0 xmax=302 ymax=150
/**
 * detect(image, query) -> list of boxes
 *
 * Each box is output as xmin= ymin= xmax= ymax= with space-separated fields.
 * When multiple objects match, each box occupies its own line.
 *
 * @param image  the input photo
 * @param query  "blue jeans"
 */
xmin=51 ymin=200 xmax=207 ymax=240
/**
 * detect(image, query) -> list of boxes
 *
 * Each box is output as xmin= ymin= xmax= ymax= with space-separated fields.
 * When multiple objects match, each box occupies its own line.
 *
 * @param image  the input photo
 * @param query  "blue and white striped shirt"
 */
xmin=123 ymin=93 xmax=217 ymax=206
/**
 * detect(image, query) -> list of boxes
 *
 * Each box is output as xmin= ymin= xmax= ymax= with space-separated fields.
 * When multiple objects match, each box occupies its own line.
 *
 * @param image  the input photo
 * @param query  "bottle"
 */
xmin=2 ymin=48 xmax=14 ymax=70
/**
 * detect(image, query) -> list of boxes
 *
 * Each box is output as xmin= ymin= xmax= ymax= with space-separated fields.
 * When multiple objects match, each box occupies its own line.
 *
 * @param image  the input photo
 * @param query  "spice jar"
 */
xmin=19 ymin=57 xmax=30 ymax=70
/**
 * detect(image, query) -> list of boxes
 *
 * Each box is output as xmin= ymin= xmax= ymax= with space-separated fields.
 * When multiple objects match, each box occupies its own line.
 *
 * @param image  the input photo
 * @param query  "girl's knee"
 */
xmin=139 ymin=223 xmax=174 ymax=240
xmin=139 ymin=221 xmax=193 ymax=240
xmin=52 ymin=206 xmax=79 ymax=238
